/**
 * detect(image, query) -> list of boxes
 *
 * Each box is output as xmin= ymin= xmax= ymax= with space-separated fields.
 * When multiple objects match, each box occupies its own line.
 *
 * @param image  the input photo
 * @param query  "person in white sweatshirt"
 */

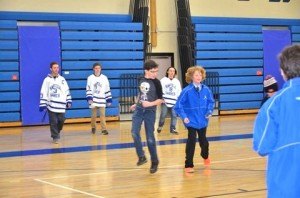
xmin=86 ymin=63 xmax=112 ymax=135
xmin=157 ymin=67 xmax=182 ymax=134
xmin=39 ymin=62 xmax=72 ymax=144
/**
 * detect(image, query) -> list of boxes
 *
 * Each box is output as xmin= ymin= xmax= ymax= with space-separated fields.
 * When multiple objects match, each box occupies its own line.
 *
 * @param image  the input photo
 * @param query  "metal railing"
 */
xmin=129 ymin=0 xmax=151 ymax=60
xmin=203 ymin=72 xmax=220 ymax=111
xmin=175 ymin=0 xmax=195 ymax=87
xmin=120 ymin=73 xmax=143 ymax=114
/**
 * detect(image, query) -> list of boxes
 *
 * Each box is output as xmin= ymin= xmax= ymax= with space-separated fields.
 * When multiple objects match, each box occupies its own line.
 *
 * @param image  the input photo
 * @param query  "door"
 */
xmin=148 ymin=53 xmax=174 ymax=80
xmin=19 ymin=23 xmax=61 ymax=125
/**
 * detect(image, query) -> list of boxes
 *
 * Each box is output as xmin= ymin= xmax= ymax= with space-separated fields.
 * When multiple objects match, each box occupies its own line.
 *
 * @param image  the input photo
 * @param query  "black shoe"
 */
xmin=170 ymin=129 xmax=179 ymax=135
xmin=102 ymin=130 xmax=108 ymax=135
xmin=150 ymin=162 xmax=159 ymax=174
xmin=157 ymin=127 xmax=162 ymax=133
xmin=91 ymin=128 xmax=96 ymax=134
xmin=137 ymin=156 xmax=147 ymax=166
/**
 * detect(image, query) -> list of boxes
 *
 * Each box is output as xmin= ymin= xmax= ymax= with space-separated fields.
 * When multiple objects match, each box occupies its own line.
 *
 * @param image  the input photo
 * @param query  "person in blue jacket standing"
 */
xmin=253 ymin=44 xmax=300 ymax=198
xmin=174 ymin=66 xmax=214 ymax=173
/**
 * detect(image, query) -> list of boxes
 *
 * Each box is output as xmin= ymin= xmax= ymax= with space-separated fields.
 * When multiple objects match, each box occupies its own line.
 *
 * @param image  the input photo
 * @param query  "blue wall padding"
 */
xmin=19 ymin=26 xmax=61 ymax=125
xmin=0 ymin=11 xmax=131 ymax=22
xmin=263 ymin=30 xmax=291 ymax=89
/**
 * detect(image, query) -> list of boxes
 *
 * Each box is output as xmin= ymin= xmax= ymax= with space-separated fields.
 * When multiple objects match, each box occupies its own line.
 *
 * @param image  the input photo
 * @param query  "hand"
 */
xmin=205 ymin=111 xmax=212 ymax=118
xmin=67 ymin=102 xmax=72 ymax=109
xmin=90 ymin=103 xmax=97 ymax=108
xmin=184 ymin=117 xmax=190 ymax=124
xmin=39 ymin=106 xmax=47 ymax=112
xmin=205 ymin=114 xmax=212 ymax=119
xmin=141 ymin=101 xmax=151 ymax=108
xmin=129 ymin=104 xmax=136 ymax=111
xmin=107 ymin=103 xmax=112 ymax=107
xmin=88 ymin=100 xmax=93 ymax=105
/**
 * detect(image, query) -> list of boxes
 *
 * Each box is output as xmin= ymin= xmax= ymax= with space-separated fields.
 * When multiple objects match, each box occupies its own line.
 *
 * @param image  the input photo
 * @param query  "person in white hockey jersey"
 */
xmin=157 ymin=67 xmax=182 ymax=134
xmin=86 ymin=63 xmax=112 ymax=135
xmin=39 ymin=62 xmax=72 ymax=144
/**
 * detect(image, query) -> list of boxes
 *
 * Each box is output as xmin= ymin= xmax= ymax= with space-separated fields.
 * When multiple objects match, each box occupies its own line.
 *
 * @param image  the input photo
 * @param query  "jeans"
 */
xmin=158 ymin=103 xmax=177 ymax=131
xmin=48 ymin=110 xmax=65 ymax=139
xmin=131 ymin=106 xmax=158 ymax=163
xmin=185 ymin=127 xmax=209 ymax=168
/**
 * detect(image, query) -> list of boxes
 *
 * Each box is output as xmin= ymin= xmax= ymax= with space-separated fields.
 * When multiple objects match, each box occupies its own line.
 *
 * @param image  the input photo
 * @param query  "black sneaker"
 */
xmin=150 ymin=162 xmax=159 ymax=174
xmin=102 ymin=130 xmax=109 ymax=135
xmin=137 ymin=156 xmax=147 ymax=166
xmin=170 ymin=129 xmax=179 ymax=135
xmin=91 ymin=128 xmax=96 ymax=134
xmin=157 ymin=127 xmax=162 ymax=133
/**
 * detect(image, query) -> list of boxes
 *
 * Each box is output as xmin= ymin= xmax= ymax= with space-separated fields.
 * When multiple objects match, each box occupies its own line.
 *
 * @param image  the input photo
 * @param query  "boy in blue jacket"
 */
xmin=253 ymin=44 xmax=300 ymax=197
xmin=174 ymin=66 xmax=214 ymax=173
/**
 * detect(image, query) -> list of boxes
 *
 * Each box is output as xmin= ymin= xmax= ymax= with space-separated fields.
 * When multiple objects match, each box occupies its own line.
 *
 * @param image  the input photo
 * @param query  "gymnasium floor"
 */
xmin=0 ymin=114 xmax=266 ymax=198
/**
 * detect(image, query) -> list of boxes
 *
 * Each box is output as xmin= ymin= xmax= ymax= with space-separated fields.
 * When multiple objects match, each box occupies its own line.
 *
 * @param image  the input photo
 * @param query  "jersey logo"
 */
xmin=50 ymin=84 xmax=61 ymax=98
xmin=165 ymin=83 xmax=176 ymax=96
xmin=50 ymin=84 xmax=61 ymax=93
xmin=93 ymin=82 xmax=102 ymax=94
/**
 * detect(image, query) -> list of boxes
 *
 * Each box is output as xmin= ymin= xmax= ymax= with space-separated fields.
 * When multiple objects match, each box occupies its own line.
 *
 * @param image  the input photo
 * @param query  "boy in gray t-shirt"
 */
xmin=130 ymin=60 xmax=163 ymax=174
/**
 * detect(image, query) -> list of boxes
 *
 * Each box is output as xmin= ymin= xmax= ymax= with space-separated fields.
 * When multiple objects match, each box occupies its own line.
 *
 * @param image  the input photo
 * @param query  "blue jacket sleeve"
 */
xmin=174 ymin=90 xmax=187 ymax=119
xmin=253 ymin=99 xmax=278 ymax=156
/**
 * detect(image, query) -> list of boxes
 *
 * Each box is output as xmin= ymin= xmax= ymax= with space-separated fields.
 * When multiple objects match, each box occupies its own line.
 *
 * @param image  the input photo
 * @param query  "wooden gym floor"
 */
xmin=0 ymin=114 xmax=266 ymax=198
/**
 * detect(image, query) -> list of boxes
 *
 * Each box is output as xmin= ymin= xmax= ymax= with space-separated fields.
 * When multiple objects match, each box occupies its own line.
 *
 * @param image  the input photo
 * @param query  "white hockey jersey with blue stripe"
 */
xmin=39 ymin=74 xmax=72 ymax=113
xmin=160 ymin=77 xmax=181 ymax=107
xmin=86 ymin=74 xmax=112 ymax=108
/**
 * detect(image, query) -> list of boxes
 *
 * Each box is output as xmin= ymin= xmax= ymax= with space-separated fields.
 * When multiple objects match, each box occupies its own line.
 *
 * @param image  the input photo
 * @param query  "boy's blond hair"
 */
xmin=185 ymin=66 xmax=206 ymax=83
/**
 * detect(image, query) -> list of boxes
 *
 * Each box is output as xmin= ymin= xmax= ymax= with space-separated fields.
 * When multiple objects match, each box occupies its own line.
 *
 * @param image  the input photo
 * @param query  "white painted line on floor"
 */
xmin=161 ymin=156 xmax=262 ymax=168
xmin=34 ymin=178 xmax=104 ymax=198
xmin=39 ymin=168 xmax=145 ymax=179
xmin=210 ymin=156 xmax=262 ymax=164
xmin=34 ymin=156 xmax=264 ymax=197
xmin=37 ymin=156 xmax=263 ymax=180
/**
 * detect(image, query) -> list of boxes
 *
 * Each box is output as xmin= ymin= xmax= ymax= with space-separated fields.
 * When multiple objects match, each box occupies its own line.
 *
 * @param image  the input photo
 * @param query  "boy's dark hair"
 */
xmin=165 ymin=66 xmax=177 ymax=77
xmin=144 ymin=59 xmax=158 ymax=70
xmin=279 ymin=44 xmax=300 ymax=80
xmin=93 ymin=62 xmax=102 ymax=69
xmin=50 ymin=62 xmax=59 ymax=68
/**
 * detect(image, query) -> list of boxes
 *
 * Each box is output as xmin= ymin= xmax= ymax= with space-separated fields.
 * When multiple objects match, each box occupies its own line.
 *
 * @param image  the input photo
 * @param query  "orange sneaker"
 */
xmin=204 ymin=158 xmax=211 ymax=166
xmin=203 ymin=167 xmax=211 ymax=176
xmin=185 ymin=167 xmax=194 ymax=173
